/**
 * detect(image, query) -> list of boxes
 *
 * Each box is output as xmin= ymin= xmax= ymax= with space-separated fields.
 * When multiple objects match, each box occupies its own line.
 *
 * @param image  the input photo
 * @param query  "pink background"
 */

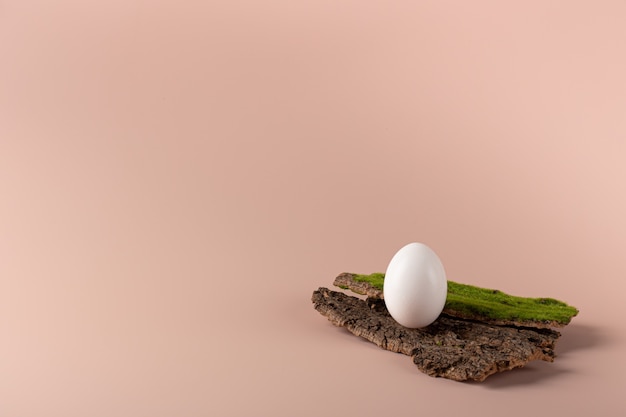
xmin=2 ymin=1 xmax=625 ymax=416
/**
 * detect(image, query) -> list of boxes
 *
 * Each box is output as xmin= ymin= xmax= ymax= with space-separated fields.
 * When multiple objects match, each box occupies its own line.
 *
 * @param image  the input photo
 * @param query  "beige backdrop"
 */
xmin=2 ymin=1 xmax=626 ymax=416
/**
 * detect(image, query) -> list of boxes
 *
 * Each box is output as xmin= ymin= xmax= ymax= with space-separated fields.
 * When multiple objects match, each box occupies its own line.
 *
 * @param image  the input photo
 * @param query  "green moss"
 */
xmin=353 ymin=272 xmax=385 ymax=289
xmin=352 ymin=273 xmax=579 ymax=325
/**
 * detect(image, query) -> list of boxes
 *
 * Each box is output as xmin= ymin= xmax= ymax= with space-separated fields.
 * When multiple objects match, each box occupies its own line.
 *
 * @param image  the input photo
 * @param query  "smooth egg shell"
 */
xmin=383 ymin=242 xmax=447 ymax=328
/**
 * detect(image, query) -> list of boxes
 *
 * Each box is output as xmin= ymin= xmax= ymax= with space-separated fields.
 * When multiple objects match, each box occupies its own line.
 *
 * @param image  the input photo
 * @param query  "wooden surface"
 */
xmin=313 ymin=287 xmax=560 ymax=381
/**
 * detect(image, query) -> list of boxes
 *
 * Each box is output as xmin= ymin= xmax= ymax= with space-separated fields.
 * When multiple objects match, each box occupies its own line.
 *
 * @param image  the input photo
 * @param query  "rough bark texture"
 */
xmin=334 ymin=273 xmax=385 ymax=298
xmin=333 ymin=272 xmax=567 ymax=329
xmin=334 ymin=272 xmax=385 ymax=298
xmin=312 ymin=287 xmax=560 ymax=382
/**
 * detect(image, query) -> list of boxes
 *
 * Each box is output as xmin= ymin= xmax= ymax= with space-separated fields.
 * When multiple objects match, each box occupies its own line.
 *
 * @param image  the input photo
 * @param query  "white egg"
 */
xmin=383 ymin=242 xmax=447 ymax=328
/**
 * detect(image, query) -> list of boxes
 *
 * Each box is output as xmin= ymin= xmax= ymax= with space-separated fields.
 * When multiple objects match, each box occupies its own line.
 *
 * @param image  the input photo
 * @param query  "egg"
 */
xmin=383 ymin=242 xmax=448 ymax=328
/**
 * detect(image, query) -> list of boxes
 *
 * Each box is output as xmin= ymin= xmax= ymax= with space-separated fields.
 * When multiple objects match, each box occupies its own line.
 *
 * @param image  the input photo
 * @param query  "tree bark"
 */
xmin=312 ymin=287 xmax=560 ymax=382
xmin=333 ymin=272 xmax=568 ymax=329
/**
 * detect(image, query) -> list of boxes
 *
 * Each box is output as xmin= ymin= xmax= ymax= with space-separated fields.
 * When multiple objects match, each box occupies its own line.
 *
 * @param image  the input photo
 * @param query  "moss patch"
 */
xmin=352 ymin=273 xmax=578 ymax=325
xmin=353 ymin=272 xmax=385 ymax=289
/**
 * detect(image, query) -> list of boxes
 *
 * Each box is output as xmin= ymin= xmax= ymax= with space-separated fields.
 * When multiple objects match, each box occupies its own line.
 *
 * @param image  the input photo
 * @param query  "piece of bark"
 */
xmin=334 ymin=272 xmax=384 ymax=298
xmin=312 ymin=287 xmax=560 ymax=382
xmin=333 ymin=272 xmax=569 ymax=329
